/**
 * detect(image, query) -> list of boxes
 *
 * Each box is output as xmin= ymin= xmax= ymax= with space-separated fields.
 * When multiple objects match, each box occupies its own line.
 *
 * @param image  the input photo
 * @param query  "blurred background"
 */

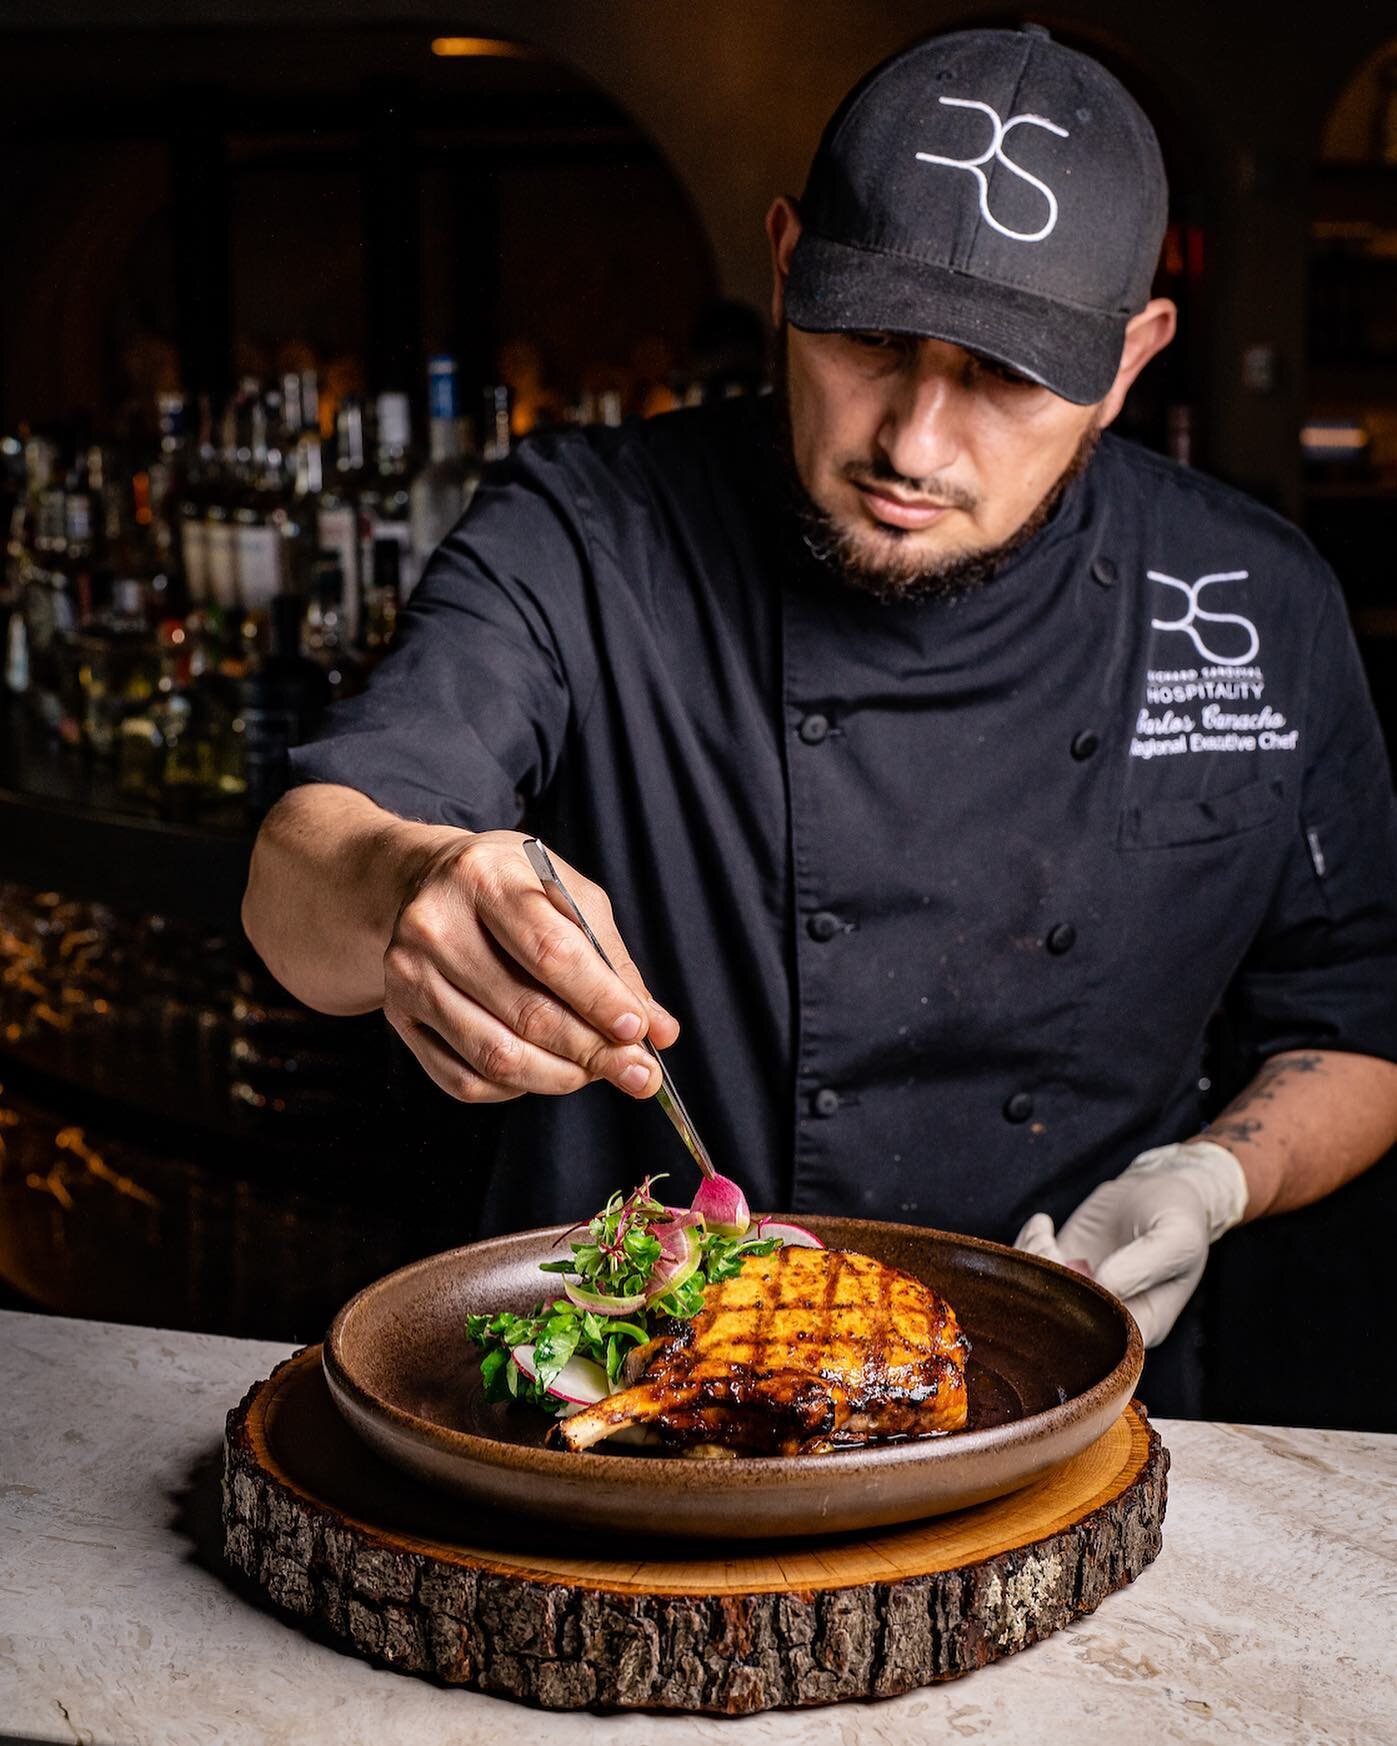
xmin=1 ymin=0 xmax=1394 ymax=1430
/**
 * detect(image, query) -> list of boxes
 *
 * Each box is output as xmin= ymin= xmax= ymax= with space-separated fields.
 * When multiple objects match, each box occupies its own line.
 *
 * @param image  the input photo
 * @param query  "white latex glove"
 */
xmin=1014 ymin=1141 xmax=1249 ymax=1347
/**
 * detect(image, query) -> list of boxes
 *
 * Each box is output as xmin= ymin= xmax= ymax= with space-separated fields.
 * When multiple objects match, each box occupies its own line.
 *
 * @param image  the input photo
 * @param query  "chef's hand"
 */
xmin=1014 ymin=1141 xmax=1249 ymax=1347
xmin=382 ymin=828 xmax=680 ymax=1104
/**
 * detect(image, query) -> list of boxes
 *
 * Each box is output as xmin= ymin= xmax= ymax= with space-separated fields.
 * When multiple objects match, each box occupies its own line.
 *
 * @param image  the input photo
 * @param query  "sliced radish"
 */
xmin=653 ymin=1208 xmax=705 ymax=1261
xmin=756 ymin=1218 xmax=825 ymax=1249
xmin=562 ymin=1278 xmax=648 ymax=1316
xmin=510 ymin=1345 xmax=611 ymax=1405
xmin=645 ymin=1225 xmax=703 ymax=1300
xmin=691 ymin=1174 xmax=751 ymax=1238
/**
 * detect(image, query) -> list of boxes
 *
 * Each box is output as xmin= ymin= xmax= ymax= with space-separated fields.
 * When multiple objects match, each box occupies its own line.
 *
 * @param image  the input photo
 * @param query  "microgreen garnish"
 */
xmin=466 ymin=1175 xmax=782 ymax=1411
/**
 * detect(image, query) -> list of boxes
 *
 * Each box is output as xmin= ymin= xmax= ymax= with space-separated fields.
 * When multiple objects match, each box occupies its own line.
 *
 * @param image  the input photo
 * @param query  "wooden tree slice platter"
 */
xmin=223 ymin=1346 xmax=1168 ymax=1716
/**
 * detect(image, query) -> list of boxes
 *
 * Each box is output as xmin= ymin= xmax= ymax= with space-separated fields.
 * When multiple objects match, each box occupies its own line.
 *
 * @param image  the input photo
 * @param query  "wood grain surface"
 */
xmin=223 ymin=1346 xmax=1167 ymax=1713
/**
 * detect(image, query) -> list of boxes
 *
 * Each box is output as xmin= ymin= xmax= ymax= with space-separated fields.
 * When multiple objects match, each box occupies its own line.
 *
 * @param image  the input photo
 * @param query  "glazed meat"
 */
xmin=552 ymin=1246 xmax=969 ymax=1457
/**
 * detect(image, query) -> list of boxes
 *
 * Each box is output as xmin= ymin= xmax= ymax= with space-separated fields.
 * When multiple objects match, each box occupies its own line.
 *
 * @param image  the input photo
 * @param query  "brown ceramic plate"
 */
xmin=323 ymin=1216 xmax=1142 ymax=1541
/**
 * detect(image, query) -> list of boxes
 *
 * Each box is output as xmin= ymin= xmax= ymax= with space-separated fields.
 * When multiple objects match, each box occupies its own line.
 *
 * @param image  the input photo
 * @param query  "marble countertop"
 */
xmin=1 ymin=1309 xmax=1393 ymax=1746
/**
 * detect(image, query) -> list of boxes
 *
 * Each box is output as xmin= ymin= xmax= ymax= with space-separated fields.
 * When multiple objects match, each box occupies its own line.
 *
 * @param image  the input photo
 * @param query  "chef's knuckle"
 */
xmin=530 ymin=926 xmax=581 ymax=981
xmin=611 ymin=951 xmax=644 ymax=992
xmin=464 ymin=852 xmax=511 ymax=911
xmin=454 ymin=1069 xmax=491 ymax=1104
xmin=382 ymin=942 xmax=423 ymax=992
xmin=512 ymin=989 xmax=564 ymax=1048
xmin=477 ymin=1032 xmax=524 ymax=1085
xmin=395 ymin=901 xmax=445 ymax=955
xmin=448 ymin=835 xmax=494 ymax=883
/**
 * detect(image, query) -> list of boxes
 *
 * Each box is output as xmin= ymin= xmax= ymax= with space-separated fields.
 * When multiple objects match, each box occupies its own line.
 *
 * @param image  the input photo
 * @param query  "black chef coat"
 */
xmin=289 ymin=396 xmax=1397 ymax=1259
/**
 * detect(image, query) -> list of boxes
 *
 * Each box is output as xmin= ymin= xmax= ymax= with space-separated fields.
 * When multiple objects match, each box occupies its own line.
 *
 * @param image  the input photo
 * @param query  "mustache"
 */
xmin=841 ymin=457 xmax=980 ymax=516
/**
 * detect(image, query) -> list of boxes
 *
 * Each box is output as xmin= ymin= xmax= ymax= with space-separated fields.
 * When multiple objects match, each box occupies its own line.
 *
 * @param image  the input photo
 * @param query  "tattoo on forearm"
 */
xmin=1204 ymin=1051 xmax=1326 ymax=1149
xmin=1207 ymin=1116 xmax=1265 ymax=1147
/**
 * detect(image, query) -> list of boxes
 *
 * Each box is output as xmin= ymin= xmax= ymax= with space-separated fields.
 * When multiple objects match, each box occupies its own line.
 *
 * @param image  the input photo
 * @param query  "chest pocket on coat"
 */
xmin=1118 ymin=776 xmax=1286 ymax=850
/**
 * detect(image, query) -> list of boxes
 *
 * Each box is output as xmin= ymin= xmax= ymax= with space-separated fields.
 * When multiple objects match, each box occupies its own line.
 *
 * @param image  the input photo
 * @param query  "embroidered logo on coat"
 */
xmin=1146 ymin=570 xmax=1260 ymax=666
xmin=1129 ymin=567 xmax=1296 ymax=760
xmin=914 ymin=97 xmax=1069 ymax=243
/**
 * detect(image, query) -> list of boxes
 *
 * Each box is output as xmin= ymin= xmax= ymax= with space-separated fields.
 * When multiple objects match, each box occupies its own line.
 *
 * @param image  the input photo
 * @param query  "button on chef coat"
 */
xmin=289 ymin=397 xmax=1397 ymax=1249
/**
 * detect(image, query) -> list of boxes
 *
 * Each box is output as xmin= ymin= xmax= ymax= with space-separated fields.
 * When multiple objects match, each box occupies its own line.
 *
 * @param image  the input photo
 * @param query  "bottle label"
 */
xmin=206 ymin=523 xmax=239 ymax=608
xmin=317 ymin=506 xmax=359 ymax=640
xmin=236 ymin=523 xmax=285 ymax=609
xmin=64 ymin=495 xmax=93 ymax=543
xmin=428 ymin=358 xmax=460 ymax=422
xmin=362 ymin=517 xmax=416 ymax=601
xmin=182 ymin=515 xmax=210 ymax=601
xmin=376 ymin=393 xmax=411 ymax=450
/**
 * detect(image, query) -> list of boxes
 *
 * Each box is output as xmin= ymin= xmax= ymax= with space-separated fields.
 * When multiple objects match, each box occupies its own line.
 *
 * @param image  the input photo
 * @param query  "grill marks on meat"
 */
xmin=551 ymin=1247 xmax=969 ymax=1457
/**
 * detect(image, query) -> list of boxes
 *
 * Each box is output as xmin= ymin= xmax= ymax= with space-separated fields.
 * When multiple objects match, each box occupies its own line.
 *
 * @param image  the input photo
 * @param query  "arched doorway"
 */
xmin=0 ymin=22 xmax=722 ymax=441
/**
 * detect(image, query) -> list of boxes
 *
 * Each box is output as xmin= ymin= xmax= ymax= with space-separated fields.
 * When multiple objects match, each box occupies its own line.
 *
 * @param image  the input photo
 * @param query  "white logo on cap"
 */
xmin=914 ymin=97 xmax=1068 ymax=243
xmin=1147 ymin=570 xmax=1260 ymax=666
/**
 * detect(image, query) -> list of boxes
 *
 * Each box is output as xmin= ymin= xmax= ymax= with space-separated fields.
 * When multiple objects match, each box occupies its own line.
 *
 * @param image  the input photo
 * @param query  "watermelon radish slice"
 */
xmin=755 ymin=1218 xmax=825 ymax=1249
xmin=644 ymin=1224 xmax=703 ymax=1300
xmin=510 ymin=1345 xmax=610 ymax=1404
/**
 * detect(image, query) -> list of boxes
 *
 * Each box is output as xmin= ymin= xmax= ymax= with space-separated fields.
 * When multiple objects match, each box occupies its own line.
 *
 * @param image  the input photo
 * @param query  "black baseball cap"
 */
xmin=784 ymin=26 xmax=1168 ymax=405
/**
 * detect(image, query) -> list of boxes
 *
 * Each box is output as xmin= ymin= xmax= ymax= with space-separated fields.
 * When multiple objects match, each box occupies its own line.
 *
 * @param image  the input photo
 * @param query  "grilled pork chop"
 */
xmin=552 ymin=1246 xmax=969 ymax=1457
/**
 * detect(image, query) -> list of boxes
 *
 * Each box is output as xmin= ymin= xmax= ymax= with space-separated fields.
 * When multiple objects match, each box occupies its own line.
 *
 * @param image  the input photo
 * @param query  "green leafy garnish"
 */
xmin=466 ymin=1176 xmax=785 ymax=1415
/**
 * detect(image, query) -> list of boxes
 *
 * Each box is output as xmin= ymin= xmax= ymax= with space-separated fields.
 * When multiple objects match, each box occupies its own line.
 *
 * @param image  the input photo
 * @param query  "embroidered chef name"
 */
xmin=1130 ymin=673 xmax=1298 ymax=761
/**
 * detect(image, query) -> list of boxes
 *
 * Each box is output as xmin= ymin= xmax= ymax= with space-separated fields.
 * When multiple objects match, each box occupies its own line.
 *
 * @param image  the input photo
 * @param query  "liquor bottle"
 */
xmin=357 ymin=391 xmax=415 ymax=614
xmin=318 ymin=399 xmax=364 ymax=645
xmin=4 ymin=599 xmax=28 ymax=693
xmin=299 ymin=369 xmax=321 ymax=442
xmin=78 ymin=575 xmax=150 ymax=760
xmin=5 ymin=448 xmax=45 ymax=697
xmin=481 ymin=384 xmax=513 ymax=462
xmin=60 ymin=479 xmax=97 ymax=612
xmin=304 ymin=550 xmax=360 ymax=698
xmin=52 ymin=483 xmax=96 ymax=743
xmin=362 ymin=534 xmax=400 ymax=655
xmin=116 ymin=655 xmax=165 ymax=801
xmin=19 ymin=461 xmax=70 ymax=731
xmin=204 ymin=397 xmax=241 ymax=617
xmin=279 ymin=371 xmax=307 ymax=444
xmin=83 ymin=445 xmax=121 ymax=559
xmin=6 ymin=437 xmax=56 ymax=592
xmin=179 ymin=396 xmax=214 ymax=607
xmin=232 ymin=391 xmax=291 ymax=620
xmin=98 ymin=453 xmax=170 ymax=619
xmin=152 ymin=390 xmax=188 ymax=534
xmin=118 ymin=622 xmax=191 ymax=802
xmin=235 ymin=592 xmax=331 ymax=813
xmin=408 ymin=356 xmax=480 ymax=589
xmin=285 ymin=404 xmax=325 ymax=598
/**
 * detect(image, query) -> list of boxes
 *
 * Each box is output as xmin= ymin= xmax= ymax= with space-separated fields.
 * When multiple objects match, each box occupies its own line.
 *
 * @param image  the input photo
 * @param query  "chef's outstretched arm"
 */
xmin=242 ymin=781 xmax=678 ymax=1104
xmin=1016 ymin=1049 xmax=1397 ymax=1346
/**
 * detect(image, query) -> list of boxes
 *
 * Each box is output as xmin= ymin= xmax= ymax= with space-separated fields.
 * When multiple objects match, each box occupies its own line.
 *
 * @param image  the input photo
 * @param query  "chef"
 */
xmin=243 ymin=27 xmax=1397 ymax=1410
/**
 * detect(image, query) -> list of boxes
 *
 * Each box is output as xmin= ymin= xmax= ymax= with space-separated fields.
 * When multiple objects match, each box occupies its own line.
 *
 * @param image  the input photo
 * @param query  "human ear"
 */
xmin=1096 ymin=298 xmax=1177 ymax=429
xmin=765 ymin=196 xmax=802 ymax=328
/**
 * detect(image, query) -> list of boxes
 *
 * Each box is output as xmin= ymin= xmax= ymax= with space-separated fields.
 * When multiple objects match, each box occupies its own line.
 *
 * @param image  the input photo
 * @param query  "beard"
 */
xmin=771 ymin=326 xmax=1101 ymax=604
